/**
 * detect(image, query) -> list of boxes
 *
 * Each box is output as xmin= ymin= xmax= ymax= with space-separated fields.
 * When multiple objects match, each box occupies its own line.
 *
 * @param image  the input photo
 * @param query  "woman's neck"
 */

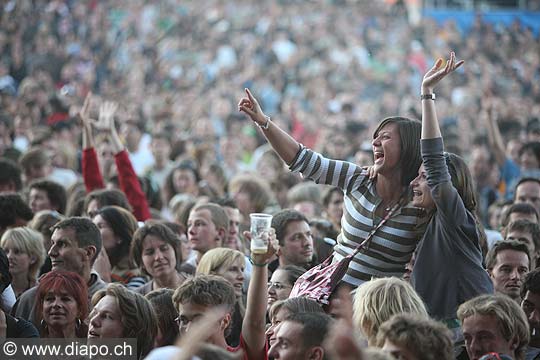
xmin=11 ymin=272 xmax=32 ymax=297
xmin=47 ymin=323 xmax=76 ymax=338
xmin=376 ymin=174 xmax=405 ymax=203
xmin=154 ymin=271 xmax=182 ymax=290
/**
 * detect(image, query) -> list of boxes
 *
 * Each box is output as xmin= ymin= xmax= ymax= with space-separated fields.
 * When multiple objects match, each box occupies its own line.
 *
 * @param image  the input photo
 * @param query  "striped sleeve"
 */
xmin=289 ymin=147 xmax=367 ymax=193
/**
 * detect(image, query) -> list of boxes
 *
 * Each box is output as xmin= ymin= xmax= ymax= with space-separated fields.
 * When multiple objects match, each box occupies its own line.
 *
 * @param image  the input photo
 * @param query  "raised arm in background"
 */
xmin=420 ymin=52 xmax=464 ymax=140
xmin=482 ymin=98 xmax=507 ymax=167
xmin=238 ymin=89 xmax=301 ymax=165
xmin=95 ymin=102 xmax=151 ymax=221
xmin=80 ymin=92 xmax=105 ymax=191
xmin=81 ymin=99 xmax=151 ymax=221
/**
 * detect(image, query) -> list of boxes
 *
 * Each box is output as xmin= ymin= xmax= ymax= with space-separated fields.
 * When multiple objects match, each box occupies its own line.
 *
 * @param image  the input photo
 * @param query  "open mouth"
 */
xmin=88 ymin=330 xmax=99 ymax=337
xmin=412 ymin=190 xmax=422 ymax=197
xmin=374 ymin=152 xmax=384 ymax=162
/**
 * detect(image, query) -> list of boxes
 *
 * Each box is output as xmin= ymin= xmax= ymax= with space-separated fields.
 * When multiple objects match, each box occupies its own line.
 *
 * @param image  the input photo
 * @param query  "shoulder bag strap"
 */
xmin=349 ymin=194 xmax=407 ymax=258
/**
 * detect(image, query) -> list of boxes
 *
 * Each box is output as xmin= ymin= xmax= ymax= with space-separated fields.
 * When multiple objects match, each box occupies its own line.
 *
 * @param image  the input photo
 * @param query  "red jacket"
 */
xmin=82 ymin=148 xmax=151 ymax=221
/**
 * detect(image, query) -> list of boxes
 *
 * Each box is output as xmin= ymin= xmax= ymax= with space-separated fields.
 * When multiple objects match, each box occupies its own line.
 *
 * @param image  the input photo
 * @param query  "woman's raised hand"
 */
xmin=79 ymin=92 xmax=94 ymax=128
xmin=238 ymin=88 xmax=268 ymax=127
xmin=422 ymin=51 xmax=464 ymax=93
xmin=94 ymin=101 xmax=119 ymax=132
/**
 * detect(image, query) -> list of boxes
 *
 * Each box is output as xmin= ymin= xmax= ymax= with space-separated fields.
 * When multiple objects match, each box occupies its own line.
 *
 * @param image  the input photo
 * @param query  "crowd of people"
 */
xmin=0 ymin=0 xmax=539 ymax=359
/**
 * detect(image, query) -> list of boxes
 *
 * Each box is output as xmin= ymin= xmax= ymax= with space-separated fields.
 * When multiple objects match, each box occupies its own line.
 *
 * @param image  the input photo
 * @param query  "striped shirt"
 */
xmin=289 ymin=146 xmax=428 ymax=288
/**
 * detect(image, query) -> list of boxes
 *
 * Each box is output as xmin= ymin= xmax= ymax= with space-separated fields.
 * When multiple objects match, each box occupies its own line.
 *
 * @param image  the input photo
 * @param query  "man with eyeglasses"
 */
xmin=147 ymin=233 xmax=276 ymax=360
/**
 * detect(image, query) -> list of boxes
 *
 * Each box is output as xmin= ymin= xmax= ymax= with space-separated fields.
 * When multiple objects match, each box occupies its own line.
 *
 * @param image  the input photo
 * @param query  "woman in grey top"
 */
xmin=410 ymin=52 xmax=493 ymax=321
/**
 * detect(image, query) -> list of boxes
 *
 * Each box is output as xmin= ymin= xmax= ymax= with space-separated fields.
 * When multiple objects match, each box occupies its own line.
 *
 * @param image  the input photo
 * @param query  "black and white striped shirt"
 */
xmin=290 ymin=146 xmax=428 ymax=288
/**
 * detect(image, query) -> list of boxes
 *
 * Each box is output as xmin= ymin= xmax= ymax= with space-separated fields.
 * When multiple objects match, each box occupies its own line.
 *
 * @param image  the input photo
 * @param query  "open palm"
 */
xmin=422 ymin=51 xmax=464 ymax=91
xmin=94 ymin=101 xmax=119 ymax=132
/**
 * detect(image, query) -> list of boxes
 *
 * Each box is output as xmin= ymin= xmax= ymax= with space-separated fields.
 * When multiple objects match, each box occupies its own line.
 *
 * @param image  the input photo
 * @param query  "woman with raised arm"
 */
xmin=410 ymin=52 xmax=493 ymax=322
xmin=239 ymin=89 xmax=428 ymax=288
xmin=79 ymin=94 xmax=151 ymax=221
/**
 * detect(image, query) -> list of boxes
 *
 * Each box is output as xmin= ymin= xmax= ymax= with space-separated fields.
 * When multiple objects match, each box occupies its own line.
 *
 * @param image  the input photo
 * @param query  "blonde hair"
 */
xmin=0 ymin=227 xmax=46 ymax=283
xmin=196 ymin=247 xmax=245 ymax=276
xmin=457 ymin=294 xmax=530 ymax=360
xmin=353 ymin=277 xmax=428 ymax=345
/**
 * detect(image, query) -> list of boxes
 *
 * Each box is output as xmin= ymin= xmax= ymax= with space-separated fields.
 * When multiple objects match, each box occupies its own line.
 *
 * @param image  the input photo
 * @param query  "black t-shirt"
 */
xmin=6 ymin=313 xmax=39 ymax=338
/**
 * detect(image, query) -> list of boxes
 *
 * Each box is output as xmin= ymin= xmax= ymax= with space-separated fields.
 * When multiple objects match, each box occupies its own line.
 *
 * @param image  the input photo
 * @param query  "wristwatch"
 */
xmin=421 ymin=93 xmax=436 ymax=100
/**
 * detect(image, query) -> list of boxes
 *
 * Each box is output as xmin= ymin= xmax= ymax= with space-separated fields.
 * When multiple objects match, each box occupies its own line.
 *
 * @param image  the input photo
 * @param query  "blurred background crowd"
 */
xmin=0 ymin=0 xmax=539 ymax=228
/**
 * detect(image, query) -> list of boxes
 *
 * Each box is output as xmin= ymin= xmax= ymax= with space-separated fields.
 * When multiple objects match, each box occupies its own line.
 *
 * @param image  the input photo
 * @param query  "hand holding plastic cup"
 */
xmin=250 ymin=213 xmax=273 ymax=254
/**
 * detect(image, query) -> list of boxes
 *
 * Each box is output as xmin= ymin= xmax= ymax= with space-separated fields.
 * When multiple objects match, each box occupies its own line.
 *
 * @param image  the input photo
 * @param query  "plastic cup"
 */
xmin=249 ymin=213 xmax=273 ymax=254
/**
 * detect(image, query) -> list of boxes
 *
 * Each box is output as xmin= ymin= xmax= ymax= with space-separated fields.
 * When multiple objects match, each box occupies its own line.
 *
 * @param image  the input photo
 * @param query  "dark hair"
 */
xmin=0 ymin=193 xmax=33 ymax=231
xmin=278 ymin=265 xmax=306 ymax=286
xmin=501 ymin=203 xmax=539 ymax=227
xmin=215 ymin=197 xmax=237 ymax=209
xmin=172 ymin=274 xmax=236 ymax=312
xmin=52 ymin=217 xmax=102 ymax=264
xmin=486 ymin=240 xmax=531 ymax=270
xmin=130 ymin=221 xmax=182 ymax=275
xmin=108 ymin=175 xmax=163 ymax=211
xmin=515 ymin=177 xmax=540 ymax=199
xmin=522 ymin=268 xmax=540 ymax=298
xmin=0 ymin=248 xmax=11 ymax=295
xmin=444 ymin=153 xmax=477 ymax=213
xmin=321 ymin=187 xmax=343 ymax=208
xmin=373 ymin=117 xmax=422 ymax=186
xmin=272 ymin=209 xmax=309 ymax=245
xmin=309 ymin=218 xmax=339 ymax=240
xmin=95 ymin=206 xmax=138 ymax=266
xmin=92 ymin=284 xmax=158 ymax=359
xmin=0 ymin=159 xmax=22 ymax=191
xmin=84 ymin=189 xmax=132 ymax=216
xmin=163 ymin=161 xmax=201 ymax=202
xmin=29 ymin=179 xmax=67 ymax=214
xmin=145 ymin=288 xmax=179 ymax=347
xmin=270 ymin=297 xmax=325 ymax=319
xmin=503 ymin=219 xmax=540 ymax=252
xmin=284 ymin=312 xmax=333 ymax=351
xmin=139 ymin=176 xmax=163 ymax=210
xmin=519 ymin=141 xmax=540 ymax=166
xmin=65 ymin=184 xmax=87 ymax=217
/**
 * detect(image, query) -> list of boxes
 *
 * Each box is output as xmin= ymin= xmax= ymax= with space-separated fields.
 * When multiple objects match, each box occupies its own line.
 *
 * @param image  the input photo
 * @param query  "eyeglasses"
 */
xmin=174 ymin=315 xmax=201 ymax=330
xmin=268 ymin=282 xmax=292 ymax=290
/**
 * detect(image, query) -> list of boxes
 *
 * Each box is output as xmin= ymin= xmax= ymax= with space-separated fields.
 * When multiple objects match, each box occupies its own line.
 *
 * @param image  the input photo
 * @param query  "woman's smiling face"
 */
xmin=411 ymin=163 xmax=435 ymax=210
xmin=372 ymin=122 xmax=402 ymax=176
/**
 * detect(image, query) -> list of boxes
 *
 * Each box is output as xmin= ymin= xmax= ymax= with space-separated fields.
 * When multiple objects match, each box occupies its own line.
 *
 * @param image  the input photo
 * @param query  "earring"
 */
xmin=76 ymin=318 xmax=82 ymax=329
xmin=40 ymin=319 xmax=47 ymax=330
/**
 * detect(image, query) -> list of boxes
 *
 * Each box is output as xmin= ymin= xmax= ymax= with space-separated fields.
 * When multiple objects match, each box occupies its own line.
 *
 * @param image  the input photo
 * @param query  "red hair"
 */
xmin=36 ymin=270 xmax=89 ymax=323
